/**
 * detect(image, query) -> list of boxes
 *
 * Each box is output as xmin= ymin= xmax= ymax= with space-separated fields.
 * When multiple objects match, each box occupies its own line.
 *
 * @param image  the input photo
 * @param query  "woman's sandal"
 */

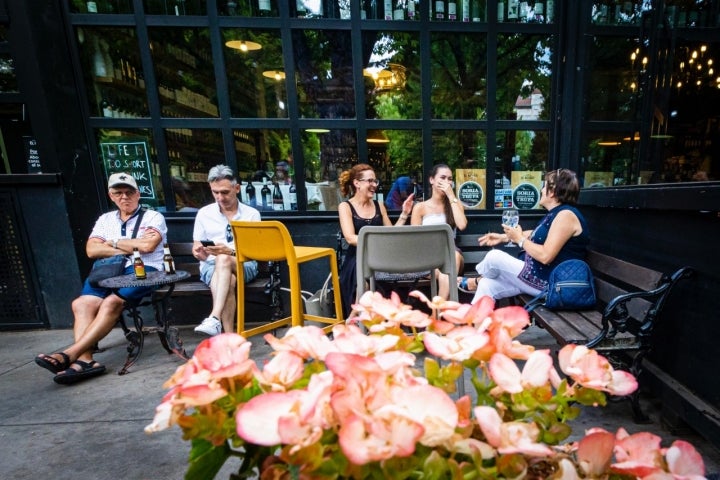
xmin=53 ymin=360 xmax=106 ymax=385
xmin=35 ymin=352 xmax=72 ymax=374
xmin=457 ymin=277 xmax=477 ymax=294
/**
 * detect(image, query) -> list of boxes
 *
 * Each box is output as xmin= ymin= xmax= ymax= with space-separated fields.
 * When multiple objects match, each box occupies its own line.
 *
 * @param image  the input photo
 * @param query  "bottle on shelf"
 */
xmin=295 ymin=0 xmax=307 ymax=17
xmin=289 ymin=181 xmax=297 ymax=210
xmin=497 ymin=0 xmax=506 ymax=22
xmin=433 ymin=0 xmax=446 ymax=20
xmin=375 ymin=182 xmax=384 ymax=204
xmin=460 ymin=0 xmax=470 ymax=21
xmin=245 ymin=180 xmax=256 ymax=208
xmin=272 ymin=181 xmax=285 ymax=211
xmin=261 ymin=178 xmax=271 ymax=210
xmin=87 ymin=1 xmax=98 ymax=13
xmin=133 ymin=248 xmax=147 ymax=280
xmin=163 ymin=243 xmax=176 ymax=275
xmin=532 ymin=0 xmax=545 ymax=23
xmin=507 ymin=0 xmax=519 ymax=21
xmin=391 ymin=0 xmax=404 ymax=19
xmin=519 ymin=1 xmax=529 ymax=22
xmin=257 ymin=0 xmax=273 ymax=16
xmin=384 ymin=0 xmax=393 ymax=19
xmin=471 ymin=0 xmax=482 ymax=21
xmin=545 ymin=0 xmax=554 ymax=22
xmin=448 ymin=0 xmax=458 ymax=20
xmin=407 ymin=0 xmax=417 ymax=19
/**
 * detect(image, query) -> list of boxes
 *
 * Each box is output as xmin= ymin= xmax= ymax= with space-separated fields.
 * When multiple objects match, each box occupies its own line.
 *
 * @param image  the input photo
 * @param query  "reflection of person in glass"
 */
xmin=337 ymin=164 xmax=414 ymax=318
xmin=275 ymin=161 xmax=291 ymax=184
xmin=458 ymin=169 xmax=590 ymax=304
xmin=384 ymin=176 xmax=414 ymax=210
xmin=410 ymin=164 xmax=467 ymax=299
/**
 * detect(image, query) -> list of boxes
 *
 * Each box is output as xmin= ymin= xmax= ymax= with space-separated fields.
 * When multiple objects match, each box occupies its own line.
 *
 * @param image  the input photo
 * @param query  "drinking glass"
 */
xmin=501 ymin=209 xmax=519 ymax=246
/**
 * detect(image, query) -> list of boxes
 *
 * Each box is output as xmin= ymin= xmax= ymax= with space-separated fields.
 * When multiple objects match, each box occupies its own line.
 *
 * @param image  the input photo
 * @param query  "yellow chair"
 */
xmin=230 ymin=220 xmax=344 ymax=337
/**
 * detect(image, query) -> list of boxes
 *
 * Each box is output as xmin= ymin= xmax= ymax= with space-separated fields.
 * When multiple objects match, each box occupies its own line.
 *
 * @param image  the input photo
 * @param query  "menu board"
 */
xmin=100 ymin=141 xmax=155 ymax=200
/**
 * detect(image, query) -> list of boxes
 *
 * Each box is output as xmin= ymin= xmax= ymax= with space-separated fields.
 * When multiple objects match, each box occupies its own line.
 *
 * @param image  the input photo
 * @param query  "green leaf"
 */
xmin=185 ymin=439 xmax=231 ymax=480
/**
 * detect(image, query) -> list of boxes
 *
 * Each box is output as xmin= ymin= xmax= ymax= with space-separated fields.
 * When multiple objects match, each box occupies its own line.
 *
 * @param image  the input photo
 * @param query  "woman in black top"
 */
xmin=338 ymin=165 xmax=414 ymax=318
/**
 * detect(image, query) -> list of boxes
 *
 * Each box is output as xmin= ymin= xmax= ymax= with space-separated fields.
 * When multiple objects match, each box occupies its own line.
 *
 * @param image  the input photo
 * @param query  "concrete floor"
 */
xmin=0 ymin=324 xmax=717 ymax=479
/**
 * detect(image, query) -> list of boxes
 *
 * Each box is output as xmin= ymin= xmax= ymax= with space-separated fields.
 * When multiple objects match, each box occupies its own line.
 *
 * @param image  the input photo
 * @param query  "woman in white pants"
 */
xmin=459 ymin=169 xmax=590 ymax=304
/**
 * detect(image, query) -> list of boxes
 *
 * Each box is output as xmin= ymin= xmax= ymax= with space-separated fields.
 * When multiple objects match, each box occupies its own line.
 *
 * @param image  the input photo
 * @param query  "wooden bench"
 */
xmin=152 ymin=242 xmax=275 ymax=319
xmin=512 ymin=250 xmax=692 ymax=422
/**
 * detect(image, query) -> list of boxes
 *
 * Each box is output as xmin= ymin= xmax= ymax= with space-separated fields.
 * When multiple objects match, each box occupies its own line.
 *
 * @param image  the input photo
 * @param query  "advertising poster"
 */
xmin=494 ymin=188 xmax=513 ymax=208
xmin=584 ymin=171 xmax=614 ymax=188
xmin=510 ymin=171 xmax=543 ymax=210
xmin=100 ymin=141 xmax=155 ymax=200
xmin=455 ymin=169 xmax=486 ymax=210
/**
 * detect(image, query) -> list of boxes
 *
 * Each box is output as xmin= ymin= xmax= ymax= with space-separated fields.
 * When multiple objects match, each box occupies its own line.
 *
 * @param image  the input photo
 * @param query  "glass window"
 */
xmin=222 ymin=29 xmax=288 ymax=118
xmin=431 ymin=32 xmax=488 ymax=120
xmin=70 ymin=1 xmax=135 ymax=14
xmin=294 ymin=0 xmax=351 ymax=19
xmin=0 ymin=53 xmax=17 ymax=93
xmin=493 ymin=129 xmax=548 ymax=209
xmin=148 ymin=28 xmax=218 ymax=118
xmin=293 ymin=30 xmax=355 ymax=119
xmin=219 ymin=0 xmax=279 ymax=16
xmin=585 ymin=36 xmax=641 ymax=122
xmin=166 ymin=128 xmax=225 ymax=211
xmin=496 ymin=33 xmax=553 ymax=121
xmin=581 ymin=130 xmax=640 ymax=187
xmin=94 ymin=128 xmax=162 ymax=208
xmin=498 ymin=0 xmax=555 ymax=23
xmin=363 ymin=31 xmax=421 ymax=120
xmin=76 ymin=27 xmax=148 ymax=118
xmin=143 ymin=0 xmax=206 ymax=15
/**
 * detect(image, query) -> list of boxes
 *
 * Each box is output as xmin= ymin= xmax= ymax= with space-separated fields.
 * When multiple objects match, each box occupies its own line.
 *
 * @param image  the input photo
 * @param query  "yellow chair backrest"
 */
xmin=231 ymin=220 xmax=297 ymax=263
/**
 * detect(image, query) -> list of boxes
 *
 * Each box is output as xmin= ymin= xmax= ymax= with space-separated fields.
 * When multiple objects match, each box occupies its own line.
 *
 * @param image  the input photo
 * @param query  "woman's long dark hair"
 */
xmin=430 ymin=163 xmax=457 ymax=229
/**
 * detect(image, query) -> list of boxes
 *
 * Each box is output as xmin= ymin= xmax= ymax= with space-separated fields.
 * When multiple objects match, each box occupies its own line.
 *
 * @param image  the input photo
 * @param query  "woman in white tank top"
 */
xmin=410 ymin=164 xmax=467 ymax=299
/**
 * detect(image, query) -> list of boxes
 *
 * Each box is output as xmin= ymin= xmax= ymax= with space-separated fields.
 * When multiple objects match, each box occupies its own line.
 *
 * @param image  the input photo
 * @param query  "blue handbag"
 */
xmin=525 ymin=259 xmax=596 ymax=312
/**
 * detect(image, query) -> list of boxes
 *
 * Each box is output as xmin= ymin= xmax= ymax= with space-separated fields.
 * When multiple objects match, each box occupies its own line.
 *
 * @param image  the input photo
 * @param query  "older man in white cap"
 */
xmin=34 ymin=172 xmax=167 ymax=385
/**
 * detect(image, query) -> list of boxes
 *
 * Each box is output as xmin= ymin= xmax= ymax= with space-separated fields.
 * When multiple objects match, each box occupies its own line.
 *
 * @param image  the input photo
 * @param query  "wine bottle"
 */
xmin=384 ymin=0 xmax=393 ymax=19
xmin=245 ymin=180 xmax=256 ymax=207
xmin=497 ymin=0 xmax=505 ymax=22
xmin=258 ymin=0 xmax=272 ymax=16
xmin=519 ymin=1 xmax=528 ymax=22
xmin=471 ymin=0 xmax=482 ymax=21
xmin=272 ymin=181 xmax=285 ymax=210
xmin=392 ymin=0 xmax=404 ymax=19
xmin=375 ymin=182 xmax=384 ymax=204
xmin=289 ymin=182 xmax=297 ymax=210
xmin=296 ymin=0 xmax=308 ymax=17
xmin=507 ymin=0 xmax=519 ymax=21
xmin=407 ymin=0 xmax=417 ymax=19
xmin=461 ymin=0 xmax=470 ymax=21
xmin=434 ymin=0 xmax=446 ymax=20
xmin=448 ymin=0 xmax=457 ymax=20
xmin=545 ymin=0 xmax=553 ymax=22
xmin=533 ymin=1 xmax=544 ymax=23
xmin=261 ymin=178 xmax=271 ymax=210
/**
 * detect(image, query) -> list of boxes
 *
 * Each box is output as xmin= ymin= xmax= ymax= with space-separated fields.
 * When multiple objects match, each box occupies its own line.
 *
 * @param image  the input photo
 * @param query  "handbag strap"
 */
xmin=524 ymin=290 xmax=547 ymax=313
xmin=129 ymin=208 xmax=146 ymax=239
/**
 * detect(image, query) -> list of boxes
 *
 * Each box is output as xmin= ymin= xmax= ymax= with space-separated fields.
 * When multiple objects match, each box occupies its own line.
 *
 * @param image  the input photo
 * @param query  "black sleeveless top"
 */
xmin=344 ymin=200 xmax=383 ymax=257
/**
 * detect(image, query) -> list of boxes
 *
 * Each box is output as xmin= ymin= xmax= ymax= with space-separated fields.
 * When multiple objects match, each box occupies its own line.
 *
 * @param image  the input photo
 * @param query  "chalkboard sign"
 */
xmin=100 ymin=141 xmax=155 ymax=199
xmin=23 ymin=136 xmax=42 ymax=173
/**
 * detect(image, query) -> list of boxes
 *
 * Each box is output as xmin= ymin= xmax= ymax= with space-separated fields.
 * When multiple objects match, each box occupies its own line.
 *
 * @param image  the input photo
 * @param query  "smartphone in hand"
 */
xmin=201 ymin=240 xmax=215 ymax=247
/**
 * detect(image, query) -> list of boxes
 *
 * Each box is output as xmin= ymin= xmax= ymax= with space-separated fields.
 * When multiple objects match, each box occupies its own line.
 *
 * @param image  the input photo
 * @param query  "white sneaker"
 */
xmin=194 ymin=316 xmax=222 ymax=336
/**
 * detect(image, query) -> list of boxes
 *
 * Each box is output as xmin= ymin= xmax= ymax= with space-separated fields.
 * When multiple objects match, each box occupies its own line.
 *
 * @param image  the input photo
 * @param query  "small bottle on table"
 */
xmin=133 ymin=247 xmax=147 ymax=279
xmin=163 ymin=243 xmax=176 ymax=275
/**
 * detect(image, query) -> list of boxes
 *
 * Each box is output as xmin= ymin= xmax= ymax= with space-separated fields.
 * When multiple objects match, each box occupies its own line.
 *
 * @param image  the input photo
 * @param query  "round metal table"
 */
xmin=99 ymin=270 xmax=190 ymax=374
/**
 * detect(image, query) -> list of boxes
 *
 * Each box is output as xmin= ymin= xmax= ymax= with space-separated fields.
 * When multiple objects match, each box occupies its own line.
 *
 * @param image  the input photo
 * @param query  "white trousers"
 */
xmin=471 ymin=249 xmax=543 ymax=304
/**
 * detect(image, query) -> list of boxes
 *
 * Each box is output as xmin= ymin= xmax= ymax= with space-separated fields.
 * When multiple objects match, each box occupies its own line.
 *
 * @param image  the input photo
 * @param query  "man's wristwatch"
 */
xmin=112 ymin=239 xmax=118 ymax=249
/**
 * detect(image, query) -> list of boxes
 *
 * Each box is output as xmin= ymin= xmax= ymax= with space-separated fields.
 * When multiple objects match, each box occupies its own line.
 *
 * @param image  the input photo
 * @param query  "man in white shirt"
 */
xmin=192 ymin=165 xmax=261 ymax=336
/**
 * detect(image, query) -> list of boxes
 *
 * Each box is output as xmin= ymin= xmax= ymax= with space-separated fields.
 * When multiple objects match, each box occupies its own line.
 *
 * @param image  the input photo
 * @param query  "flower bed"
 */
xmin=146 ymin=291 xmax=708 ymax=479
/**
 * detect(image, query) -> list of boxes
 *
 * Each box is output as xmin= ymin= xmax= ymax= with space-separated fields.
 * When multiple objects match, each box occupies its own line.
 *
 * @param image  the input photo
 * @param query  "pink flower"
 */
xmin=611 ymin=428 xmax=665 ymax=477
xmin=488 ymin=350 xmax=559 ymax=394
xmin=236 ymin=390 xmax=306 ymax=446
xmin=354 ymin=290 xmax=432 ymax=330
xmin=191 ymin=333 xmax=255 ymax=380
xmin=338 ymin=412 xmax=423 ymax=465
xmin=385 ymin=383 xmax=459 ymax=446
xmin=558 ymin=344 xmax=638 ymax=396
xmin=576 ymin=429 xmax=615 ymax=477
xmin=474 ymin=405 xmax=555 ymax=457
xmin=665 ymin=440 xmax=706 ymax=479
xmin=253 ymin=350 xmax=305 ymax=391
xmin=331 ymin=323 xmax=400 ymax=356
xmin=423 ymin=326 xmax=490 ymax=361
xmin=264 ymin=325 xmax=335 ymax=361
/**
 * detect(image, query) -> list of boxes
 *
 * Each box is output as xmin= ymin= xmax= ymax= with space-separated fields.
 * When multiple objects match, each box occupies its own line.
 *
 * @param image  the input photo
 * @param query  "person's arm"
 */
xmin=437 ymin=182 xmax=467 ymax=231
xmin=88 ymin=237 xmax=119 ymax=259
xmin=410 ymin=200 xmax=424 ymax=225
xmin=506 ymin=209 xmax=581 ymax=265
xmin=339 ymin=201 xmax=359 ymax=247
xmin=393 ymin=193 xmax=414 ymax=226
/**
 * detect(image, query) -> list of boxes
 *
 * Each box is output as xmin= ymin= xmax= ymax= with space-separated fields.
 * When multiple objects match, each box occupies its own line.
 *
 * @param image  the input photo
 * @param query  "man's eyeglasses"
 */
xmin=110 ymin=190 xmax=137 ymax=198
xmin=358 ymin=178 xmax=380 ymax=185
xmin=226 ymin=223 xmax=233 ymax=243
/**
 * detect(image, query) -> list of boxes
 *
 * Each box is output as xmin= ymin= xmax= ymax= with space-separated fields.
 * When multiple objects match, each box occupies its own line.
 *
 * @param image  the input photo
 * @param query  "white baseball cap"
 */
xmin=108 ymin=172 xmax=138 ymax=190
